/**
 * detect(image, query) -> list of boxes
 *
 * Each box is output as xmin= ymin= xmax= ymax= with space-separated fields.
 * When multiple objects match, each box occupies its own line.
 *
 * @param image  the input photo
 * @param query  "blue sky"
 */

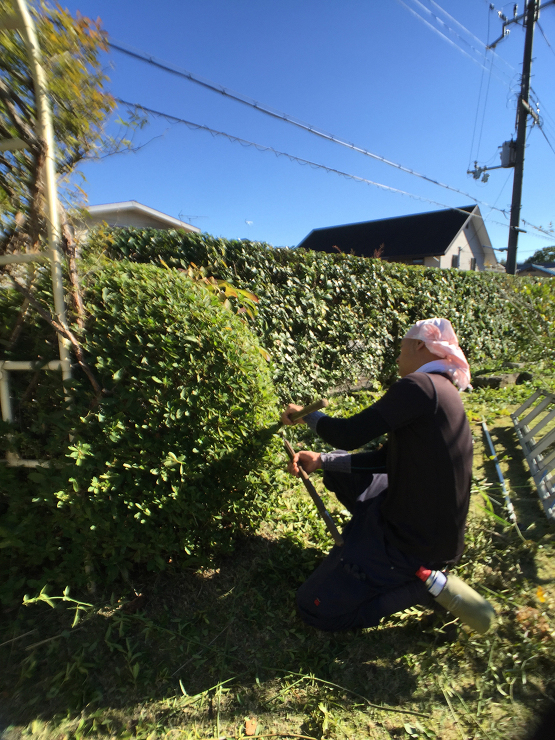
xmin=62 ymin=0 xmax=555 ymax=259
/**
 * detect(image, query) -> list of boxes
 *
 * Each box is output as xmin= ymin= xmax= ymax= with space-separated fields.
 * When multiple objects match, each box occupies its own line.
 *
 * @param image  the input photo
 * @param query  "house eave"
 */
xmin=86 ymin=201 xmax=201 ymax=232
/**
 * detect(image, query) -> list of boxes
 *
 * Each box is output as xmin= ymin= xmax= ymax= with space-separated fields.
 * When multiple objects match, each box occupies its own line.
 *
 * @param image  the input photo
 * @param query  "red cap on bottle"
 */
xmin=415 ymin=566 xmax=432 ymax=582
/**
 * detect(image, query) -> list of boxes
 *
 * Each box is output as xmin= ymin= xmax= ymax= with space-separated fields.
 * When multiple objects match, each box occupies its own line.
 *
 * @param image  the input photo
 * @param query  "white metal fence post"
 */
xmin=0 ymin=0 xmax=72 ymax=465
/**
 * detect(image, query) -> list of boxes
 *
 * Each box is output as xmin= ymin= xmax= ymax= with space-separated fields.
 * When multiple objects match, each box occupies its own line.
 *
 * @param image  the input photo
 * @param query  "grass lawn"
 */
xmin=1 ymin=364 xmax=554 ymax=740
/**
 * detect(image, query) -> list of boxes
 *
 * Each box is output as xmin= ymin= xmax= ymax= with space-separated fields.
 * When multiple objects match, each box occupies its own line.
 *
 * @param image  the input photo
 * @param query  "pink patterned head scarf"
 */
xmin=403 ymin=318 xmax=471 ymax=391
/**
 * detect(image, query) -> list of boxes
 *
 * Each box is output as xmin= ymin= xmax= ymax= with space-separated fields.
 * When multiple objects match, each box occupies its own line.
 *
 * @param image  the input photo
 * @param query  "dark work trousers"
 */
xmin=296 ymin=469 xmax=434 ymax=631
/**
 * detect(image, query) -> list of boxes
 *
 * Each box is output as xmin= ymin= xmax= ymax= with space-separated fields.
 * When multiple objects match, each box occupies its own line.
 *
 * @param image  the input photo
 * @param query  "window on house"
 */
xmin=451 ymin=254 xmax=459 ymax=268
xmin=412 ymin=258 xmax=424 ymax=265
xmin=470 ymin=257 xmax=477 ymax=271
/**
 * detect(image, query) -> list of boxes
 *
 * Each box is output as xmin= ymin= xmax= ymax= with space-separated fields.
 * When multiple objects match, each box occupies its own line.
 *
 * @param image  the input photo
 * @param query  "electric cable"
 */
xmin=525 ymin=92 xmax=555 ymax=156
xmin=408 ymin=0 xmax=491 ymax=59
xmin=423 ymin=3 xmax=555 ymax=151
xmin=476 ymin=42 xmax=496 ymax=164
xmin=412 ymin=0 xmax=516 ymax=80
xmin=115 ymin=98 xmax=475 ymax=214
xmin=536 ymin=120 xmax=555 ymax=156
xmin=396 ymin=0 xmax=513 ymax=85
xmin=430 ymin=0 xmax=515 ymax=74
xmin=530 ymin=89 xmax=555 ymax=142
xmin=468 ymin=11 xmax=489 ymax=168
xmin=108 ymin=39 xmax=514 ymax=209
xmin=520 ymin=219 xmax=555 ymax=240
xmin=537 ymin=21 xmax=555 ymax=58
xmin=116 ymin=97 xmax=554 ymax=242
xmin=107 ymin=40 xmax=554 ymax=243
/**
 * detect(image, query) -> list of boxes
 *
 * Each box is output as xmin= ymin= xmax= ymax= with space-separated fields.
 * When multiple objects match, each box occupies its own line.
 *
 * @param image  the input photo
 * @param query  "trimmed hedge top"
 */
xmin=90 ymin=227 xmax=555 ymax=399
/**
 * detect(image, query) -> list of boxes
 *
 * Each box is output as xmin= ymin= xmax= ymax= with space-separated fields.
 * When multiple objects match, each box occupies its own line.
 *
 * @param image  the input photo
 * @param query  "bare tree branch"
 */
xmin=24 ymin=146 xmax=45 ymax=249
xmin=0 ymin=78 xmax=38 ymax=147
xmin=9 ymin=274 xmax=104 ymax=401
xmin=61 ymin=216 xmax=86 ymax=329
xmin=20 ymin=368 xmax=42 ymax=405
xmin=0 ymin=225 xmax=18 ymax=257
xmin=6 ymin=293 xmax=32 ymax=351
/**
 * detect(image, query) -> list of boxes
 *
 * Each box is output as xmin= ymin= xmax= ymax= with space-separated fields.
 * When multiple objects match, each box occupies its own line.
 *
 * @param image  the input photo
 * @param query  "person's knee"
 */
xmin=296 ymin=581 xmax=319 ymax=621
xmin=296 ymin=597 xmax=343 ymax=631
xmin=296 ymin=584 xmax=358 ymax=632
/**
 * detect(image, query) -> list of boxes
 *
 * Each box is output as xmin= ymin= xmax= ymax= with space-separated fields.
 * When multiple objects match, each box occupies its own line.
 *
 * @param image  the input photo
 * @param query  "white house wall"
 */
xmin=443 ymin=217 xmax=485 ymax=271
xmin=423 ymin=255 xmax=443 ymax=267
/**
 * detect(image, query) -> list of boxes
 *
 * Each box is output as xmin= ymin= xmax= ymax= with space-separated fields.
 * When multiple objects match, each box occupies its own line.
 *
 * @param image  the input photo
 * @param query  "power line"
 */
xmin=115 ymin=98 xmax=471 ymax=210
xmin=521 ymin=218 xmax=555 ymax=240
xmin=420 ymin=0 xmax=516 ymax=79
xmin=107 ymin=36 xmax=553 ymax=243
xmin=477 ymin=50 xmax=495 ymax=163
xmin=537 ymin=20 xmax=555 ymax=57
xmin=429 ymin=0 xmax=516 ymax=75
xmin=108 ymin=39 xmax=513 ymax=210
xmin=402 ymin=0 xmax=555 ymax=159
xmin=397 ymin=0 xmax=494 ymax=72
xmin=536 ymin=120 xmax=555 ymax=156
xmin=402 ymin=1 xmax=555 ymax=154
xmin=469 ymin=2 xmax=496 ymax=168
xmin=531 ymin=90 xmax=555 ymax=144
xmin=116 ymin=97 xmax=554 ymax=242
xmin=396 ymin=0 xmax=513 ymax=86
xmin=530 ymin=89 xmax=555 ymax=140
xmin=468 ymin=38 xmax=488 ymax=167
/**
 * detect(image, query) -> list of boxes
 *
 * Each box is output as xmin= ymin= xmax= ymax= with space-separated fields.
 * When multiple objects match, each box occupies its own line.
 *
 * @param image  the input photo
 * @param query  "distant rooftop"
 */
xmin=85 ymin=201 xmax=200 ymax=233
xmin=297 ymin=206 xmax=479 ymax=259
xmin=517 ymin=263 xmax=555 ymax=276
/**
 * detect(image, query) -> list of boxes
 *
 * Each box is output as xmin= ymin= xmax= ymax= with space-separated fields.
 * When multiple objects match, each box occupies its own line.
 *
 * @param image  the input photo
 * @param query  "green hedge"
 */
xmin=0 ymin=262 xmax=283 ymax=602
xmin=2 ymin=228 xmax=554 ymax=602
xmin=90 ymin=228 xmax=555 ymax=399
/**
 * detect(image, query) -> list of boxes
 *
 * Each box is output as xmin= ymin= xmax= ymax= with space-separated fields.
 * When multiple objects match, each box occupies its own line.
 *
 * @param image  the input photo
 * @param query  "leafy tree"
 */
xmin=527 ymin=245 xmax=555 ymax=264
xmin=0 ymin=1 xmax=143 ymax=394
xmin=0 ymin=0 xmax=124 ymax=247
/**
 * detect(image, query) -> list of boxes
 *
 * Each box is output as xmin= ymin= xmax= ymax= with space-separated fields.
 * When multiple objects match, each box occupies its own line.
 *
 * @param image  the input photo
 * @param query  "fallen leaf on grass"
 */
xmin=515 ymin=606 xmax=552 ymax=640
xmin=121 ymin=594 xmax=145 ymax=613
xmin=245 ymin=717 xmax=257 ymax=736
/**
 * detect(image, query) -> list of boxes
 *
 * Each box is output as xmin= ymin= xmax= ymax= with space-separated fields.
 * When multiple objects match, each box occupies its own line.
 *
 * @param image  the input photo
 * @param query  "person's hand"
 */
xmin=287 ymin=450 xmax=322 ymax=477
xmin=280 ymin=403 xmax=305 ymax=425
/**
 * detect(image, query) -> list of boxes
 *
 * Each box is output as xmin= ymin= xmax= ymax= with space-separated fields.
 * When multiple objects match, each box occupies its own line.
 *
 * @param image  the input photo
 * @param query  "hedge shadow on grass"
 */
xmin=0 ymin=533 xmax=430 ymax=730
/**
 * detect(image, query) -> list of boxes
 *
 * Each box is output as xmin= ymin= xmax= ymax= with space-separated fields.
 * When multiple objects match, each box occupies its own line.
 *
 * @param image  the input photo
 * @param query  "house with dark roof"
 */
xmin=296 ymin=205 xmax=500 ymax=271
xmin=517 ymin=263 xmax=555 ymax=277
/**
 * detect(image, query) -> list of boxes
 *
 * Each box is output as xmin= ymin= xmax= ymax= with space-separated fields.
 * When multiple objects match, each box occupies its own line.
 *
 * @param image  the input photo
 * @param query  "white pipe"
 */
xmin=0 ymin=253 xmax=49 ymax=265
xmin=4 ymin=452 xmax=50 ymax=468
xmin=0 ymin=11 xmax=22 ymax=29
xmin=482 ymin=420 xmax=517 ymax=525
xmin=13 ymin=0 xmax=71 ymax=384
xmin=0 ymin=370 xmax=13 ymax=423
xmin=0 ymin=360 xmax=62 ymax=371
xmin=0 ymin=137 xmax=26 ymax=152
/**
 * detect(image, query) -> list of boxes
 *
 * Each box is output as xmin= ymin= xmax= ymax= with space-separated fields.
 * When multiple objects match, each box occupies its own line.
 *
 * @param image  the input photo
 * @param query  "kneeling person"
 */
xmin=281 ymin=318 xmax=473 ymax=632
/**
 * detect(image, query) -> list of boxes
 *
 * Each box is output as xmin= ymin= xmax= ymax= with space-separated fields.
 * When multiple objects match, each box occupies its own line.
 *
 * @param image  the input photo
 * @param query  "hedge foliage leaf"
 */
xmin=0 ymin=262 xmax=284 ymax=602
xmin=90 ymin=227 xmax=555 ymax=398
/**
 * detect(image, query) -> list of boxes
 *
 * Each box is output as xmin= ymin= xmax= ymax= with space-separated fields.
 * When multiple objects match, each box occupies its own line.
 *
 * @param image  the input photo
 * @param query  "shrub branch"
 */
xmin=8 ymin=273 xmax=103 ymax=400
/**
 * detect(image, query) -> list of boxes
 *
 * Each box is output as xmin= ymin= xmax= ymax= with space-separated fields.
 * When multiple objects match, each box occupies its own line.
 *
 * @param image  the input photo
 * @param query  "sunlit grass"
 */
xmin=1 ymin=362 xmax=554 ymax=740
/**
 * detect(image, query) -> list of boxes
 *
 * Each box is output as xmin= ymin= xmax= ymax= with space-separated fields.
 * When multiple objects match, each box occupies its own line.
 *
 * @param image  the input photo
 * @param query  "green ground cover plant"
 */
xmin=2 ymin=234 xmax=555 ymax=738
xmin=1 ymin=364 xmax=554 ymax=740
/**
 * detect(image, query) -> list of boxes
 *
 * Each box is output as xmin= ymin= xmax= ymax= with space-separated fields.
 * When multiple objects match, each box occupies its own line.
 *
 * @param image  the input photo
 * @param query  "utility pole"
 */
xmin=470 ymin=1 xmax=555 ymax=274
xmin=506 ymin=0 xmax=538 ymax=275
